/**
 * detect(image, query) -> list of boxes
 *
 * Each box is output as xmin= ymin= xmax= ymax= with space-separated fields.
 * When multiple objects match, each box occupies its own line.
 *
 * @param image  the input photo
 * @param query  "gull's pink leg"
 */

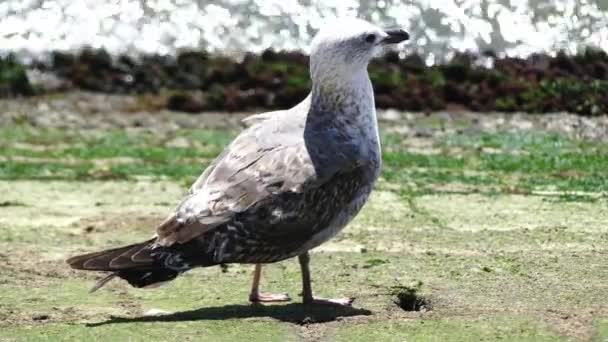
xmin=298 ymin=252 xmax=354 ymax=306
xmin=249 ymin=264 xmax=291 ymax=303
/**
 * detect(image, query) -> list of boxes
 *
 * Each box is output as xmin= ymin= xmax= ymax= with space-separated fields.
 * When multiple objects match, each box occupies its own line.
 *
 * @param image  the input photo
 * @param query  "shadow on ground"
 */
xmin=86 ymin=303 xmax=372 ymax=326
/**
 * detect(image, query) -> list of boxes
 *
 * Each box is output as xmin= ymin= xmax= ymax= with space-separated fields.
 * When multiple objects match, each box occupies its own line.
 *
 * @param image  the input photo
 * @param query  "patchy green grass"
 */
xmin=0 ymin=121 xmax=607 ymax=341
xmin=333 ymin=316 xmax=576 ymax=342
xmin=0 ymin=320 xmax=294 ymax=342
xmin=594 ymin=319 xmax=608 ymax=341
xmin=0 ymin=125 xmax=237 ymax=183
xmin=2 ymin=125 xmax=608 ymax=198
xmin=1 ymin=179 xmax=606 ymax=341
xmin=382 ymin=131 xmax=608 ymax=195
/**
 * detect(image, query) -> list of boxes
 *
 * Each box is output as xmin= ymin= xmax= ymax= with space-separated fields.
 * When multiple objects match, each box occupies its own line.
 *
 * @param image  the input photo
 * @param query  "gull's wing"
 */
xmin=186 ymin=109 xmax=285 ymax=193
xmin=156 ymin=113 xmax=319 ymax=246
xmin=240 ymin=110 xmax=283 ymax=127
xmin=157 ymin=109 xmax=357 ymax=246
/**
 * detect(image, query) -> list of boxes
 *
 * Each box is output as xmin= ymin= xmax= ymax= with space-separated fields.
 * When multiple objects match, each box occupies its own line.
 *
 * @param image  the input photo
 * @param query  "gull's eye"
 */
xmin=365 ymin=33 xmax=376 ymax=43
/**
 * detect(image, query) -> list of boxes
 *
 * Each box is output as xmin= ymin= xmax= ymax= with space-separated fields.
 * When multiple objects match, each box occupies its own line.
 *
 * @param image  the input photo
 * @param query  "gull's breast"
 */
xmin=293 ymin=183 xmax=375 ymax=255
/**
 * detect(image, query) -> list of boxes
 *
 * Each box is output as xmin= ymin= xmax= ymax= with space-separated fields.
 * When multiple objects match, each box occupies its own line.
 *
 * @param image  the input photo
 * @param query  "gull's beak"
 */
xmin=381 ymin=29 xmax=410 ymax=44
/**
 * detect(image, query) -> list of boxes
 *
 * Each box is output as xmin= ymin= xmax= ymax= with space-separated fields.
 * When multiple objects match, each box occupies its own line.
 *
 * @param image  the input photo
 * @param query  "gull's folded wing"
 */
xmin=156 ymin=105 xmax=365 ymax=247
xmin=156 ymin=118 xmax=316 ymax=246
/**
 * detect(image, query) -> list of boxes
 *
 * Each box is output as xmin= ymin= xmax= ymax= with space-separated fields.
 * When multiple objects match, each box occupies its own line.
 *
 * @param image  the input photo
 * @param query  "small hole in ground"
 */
xmin=392 ymin=286 xmax=431 ymax=312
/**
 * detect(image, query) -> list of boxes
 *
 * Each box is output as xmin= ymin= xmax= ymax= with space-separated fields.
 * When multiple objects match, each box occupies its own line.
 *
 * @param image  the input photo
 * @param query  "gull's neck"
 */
xmin=308 ymin=67 xmax=380 ymax=152
xmin=310 ymin=68 xmax=374 ymax=114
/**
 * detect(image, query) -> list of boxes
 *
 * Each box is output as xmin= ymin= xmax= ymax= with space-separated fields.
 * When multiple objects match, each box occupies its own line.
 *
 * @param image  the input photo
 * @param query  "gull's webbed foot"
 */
xmin=302 ymin=296 xmax=354 ymax=306
xmin=249 ymin=291 xmax=291 ymax=303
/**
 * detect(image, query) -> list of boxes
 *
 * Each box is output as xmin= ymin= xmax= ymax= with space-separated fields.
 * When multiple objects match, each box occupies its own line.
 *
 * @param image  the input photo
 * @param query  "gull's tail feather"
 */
xmin=67 ymin=239 xmax=180 ymax=291
xmin=66 ymin=239 xmax=156 ymax=271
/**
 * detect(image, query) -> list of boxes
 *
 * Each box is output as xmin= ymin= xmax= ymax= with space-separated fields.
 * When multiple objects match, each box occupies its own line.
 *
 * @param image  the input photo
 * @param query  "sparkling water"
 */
xmin=1 ymin=0 xmax=607 ymax=61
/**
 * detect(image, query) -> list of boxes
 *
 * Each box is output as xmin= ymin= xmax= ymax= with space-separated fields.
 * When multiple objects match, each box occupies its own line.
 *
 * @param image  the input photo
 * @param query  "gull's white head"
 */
xmin=310 ymin=18 xmax=409 ymax=82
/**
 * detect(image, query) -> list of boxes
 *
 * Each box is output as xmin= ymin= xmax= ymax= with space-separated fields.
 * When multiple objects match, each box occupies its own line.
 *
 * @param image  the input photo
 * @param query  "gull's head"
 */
xmin=310 ymin=18 xmax=409 ymax=82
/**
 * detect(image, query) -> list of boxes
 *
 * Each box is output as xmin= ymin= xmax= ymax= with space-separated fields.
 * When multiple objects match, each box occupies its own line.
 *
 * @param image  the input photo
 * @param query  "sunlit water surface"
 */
xmin=1 ymin=0 xmax=607 ymax=62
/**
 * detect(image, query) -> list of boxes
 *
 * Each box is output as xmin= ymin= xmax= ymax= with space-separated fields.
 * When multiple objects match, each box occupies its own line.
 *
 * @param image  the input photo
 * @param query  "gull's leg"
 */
xmin=298 ymin=251 xmax=354 ymax=306
xmin=249 ymin=264 xmax=291 ymax=303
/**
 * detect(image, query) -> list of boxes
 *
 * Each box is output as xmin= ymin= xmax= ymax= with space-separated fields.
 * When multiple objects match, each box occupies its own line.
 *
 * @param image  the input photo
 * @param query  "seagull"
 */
xmin=67 ymin=18 xmax=409 ymax=306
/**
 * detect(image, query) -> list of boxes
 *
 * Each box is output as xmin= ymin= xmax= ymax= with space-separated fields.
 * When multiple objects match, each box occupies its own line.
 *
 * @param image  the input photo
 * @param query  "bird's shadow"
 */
xmin=86 ymin=303 xmax=371 ymax=327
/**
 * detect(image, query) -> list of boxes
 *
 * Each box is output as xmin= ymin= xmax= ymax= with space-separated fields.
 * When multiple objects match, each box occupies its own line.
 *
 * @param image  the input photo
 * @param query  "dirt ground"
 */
xmin=1 ymin=180 xmax=606 ymax=341
xmin=0 ymin=92 xmax=607 ymax=341
xmin=2 ymin=91 xmax=608 ymax=139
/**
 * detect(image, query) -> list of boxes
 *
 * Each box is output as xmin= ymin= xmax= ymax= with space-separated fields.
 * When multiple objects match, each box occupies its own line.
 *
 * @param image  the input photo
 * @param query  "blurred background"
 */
xmin=1 ymin=0 xmax=608 ymax=115
xmin=2 ymin=0 xmax=608 ymax=59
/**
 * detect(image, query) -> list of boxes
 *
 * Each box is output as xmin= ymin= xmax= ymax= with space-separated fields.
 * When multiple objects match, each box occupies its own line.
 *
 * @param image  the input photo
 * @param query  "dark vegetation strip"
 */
xmin=2 ymin=47 xmax=608 ymax=115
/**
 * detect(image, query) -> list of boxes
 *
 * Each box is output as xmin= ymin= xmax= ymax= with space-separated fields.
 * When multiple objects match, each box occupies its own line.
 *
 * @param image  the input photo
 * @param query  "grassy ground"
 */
xmin=0 ymin=114 xmax=607 ymax=341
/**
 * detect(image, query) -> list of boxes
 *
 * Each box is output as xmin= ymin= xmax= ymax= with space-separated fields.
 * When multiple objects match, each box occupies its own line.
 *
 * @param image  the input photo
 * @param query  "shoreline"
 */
xmin=2 ymin=91 xmax=608 ymax=141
